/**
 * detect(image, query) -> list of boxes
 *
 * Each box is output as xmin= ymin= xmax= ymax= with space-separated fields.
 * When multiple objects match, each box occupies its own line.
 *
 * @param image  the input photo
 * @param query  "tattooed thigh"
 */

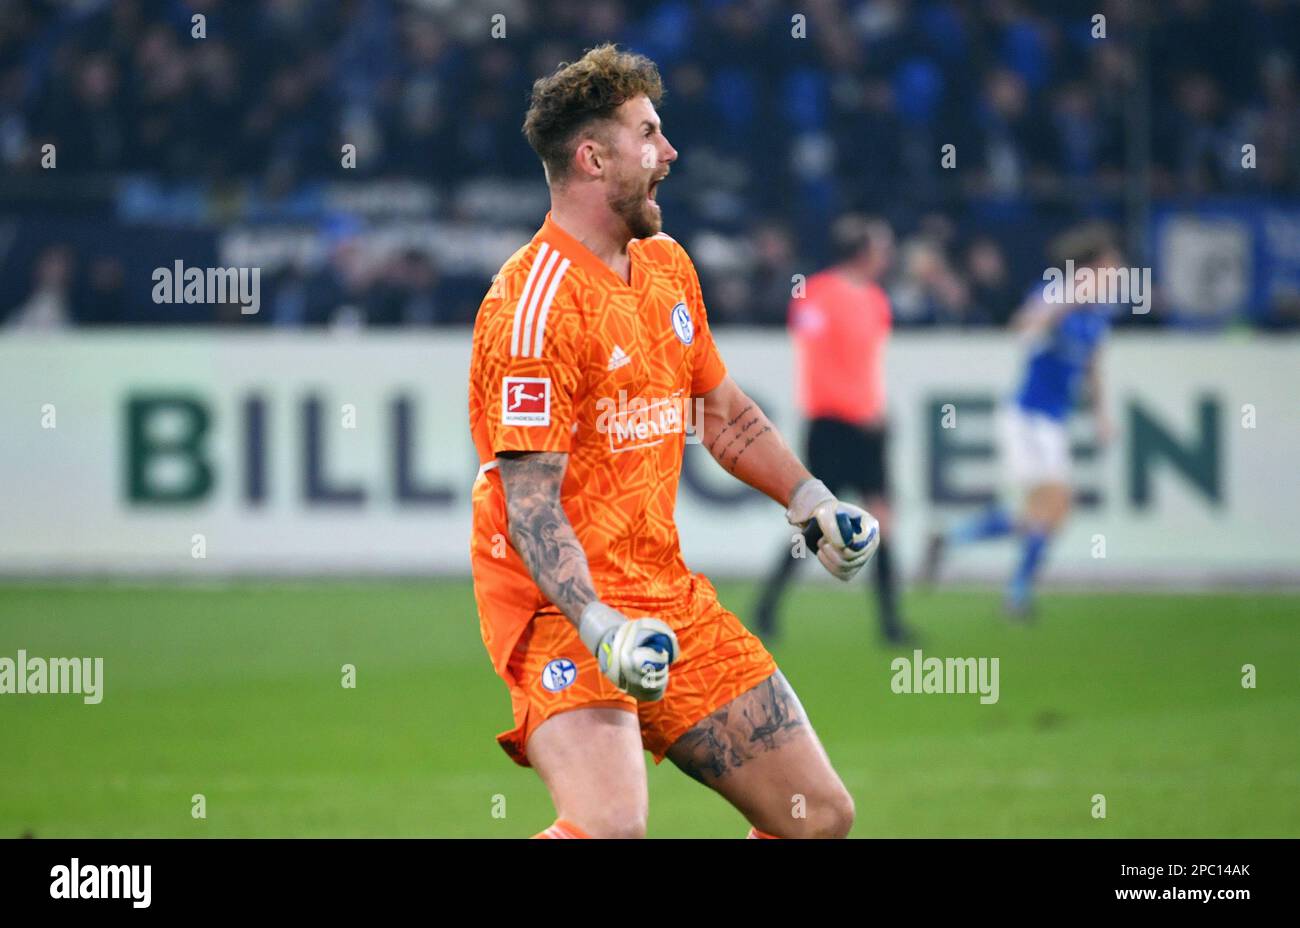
xmin=666 ymin=671 xmax=808 ymax=784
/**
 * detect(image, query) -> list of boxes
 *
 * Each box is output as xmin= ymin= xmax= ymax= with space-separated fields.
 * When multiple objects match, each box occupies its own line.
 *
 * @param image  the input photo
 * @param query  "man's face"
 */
xmin=599 ymin=95 xmax=677 ymax=239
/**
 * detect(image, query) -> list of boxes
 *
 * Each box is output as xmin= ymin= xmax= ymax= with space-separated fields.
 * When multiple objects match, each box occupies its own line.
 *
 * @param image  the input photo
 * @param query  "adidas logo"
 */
xmin=607 ymin=345 xmax=631 ymax=371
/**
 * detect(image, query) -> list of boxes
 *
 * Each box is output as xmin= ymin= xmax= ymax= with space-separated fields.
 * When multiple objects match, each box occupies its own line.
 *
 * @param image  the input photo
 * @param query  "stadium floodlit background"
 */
xmin=1 ymin=0 xmax=1297 ymax=838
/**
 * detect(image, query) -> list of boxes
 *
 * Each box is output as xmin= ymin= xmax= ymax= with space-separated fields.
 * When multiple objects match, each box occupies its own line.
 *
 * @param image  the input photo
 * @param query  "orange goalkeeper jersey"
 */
xmin=468 ymin=213 xmax=728 ymax=680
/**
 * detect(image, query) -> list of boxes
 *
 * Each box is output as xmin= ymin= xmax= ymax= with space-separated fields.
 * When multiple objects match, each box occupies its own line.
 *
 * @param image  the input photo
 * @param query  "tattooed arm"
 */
xmin=498 ymin=450 xmax=681 ymax=696
xmin=699 ymin=375 xmax=811 ymax=507
xmin=497 ymin=451 xmax=597 ymax=626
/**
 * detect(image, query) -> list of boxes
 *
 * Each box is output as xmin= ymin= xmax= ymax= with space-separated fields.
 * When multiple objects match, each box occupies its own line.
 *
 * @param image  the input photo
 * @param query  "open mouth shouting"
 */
xmin=647 ymin=170 xmax=669 ymax=207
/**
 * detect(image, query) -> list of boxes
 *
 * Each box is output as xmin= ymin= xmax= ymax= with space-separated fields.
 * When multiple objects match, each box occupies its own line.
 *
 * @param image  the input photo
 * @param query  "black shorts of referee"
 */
xmin=806 ymin=417 xmax=889 ymax=501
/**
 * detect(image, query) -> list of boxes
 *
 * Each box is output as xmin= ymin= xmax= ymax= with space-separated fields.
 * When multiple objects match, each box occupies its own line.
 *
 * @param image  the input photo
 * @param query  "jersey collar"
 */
xmin=537 ymin=212 xmax=636 ymax=289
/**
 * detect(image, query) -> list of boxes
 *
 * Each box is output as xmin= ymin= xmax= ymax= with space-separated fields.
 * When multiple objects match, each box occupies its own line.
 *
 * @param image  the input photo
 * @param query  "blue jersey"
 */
xmin=1013 ymin=296 xmax=1112 ymax=421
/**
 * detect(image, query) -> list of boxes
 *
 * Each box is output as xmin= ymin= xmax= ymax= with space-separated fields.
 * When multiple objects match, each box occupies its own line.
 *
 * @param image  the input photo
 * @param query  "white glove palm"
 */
xmin=578 ymin=603 xmax=680 ymax=701
xmin=787 ymin=478 xmax=880 ymax=581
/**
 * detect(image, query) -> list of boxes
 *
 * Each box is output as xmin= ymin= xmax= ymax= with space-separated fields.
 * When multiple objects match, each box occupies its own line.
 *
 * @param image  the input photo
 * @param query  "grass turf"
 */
xmin=1 ymin=581 xmax=1296 ymax=837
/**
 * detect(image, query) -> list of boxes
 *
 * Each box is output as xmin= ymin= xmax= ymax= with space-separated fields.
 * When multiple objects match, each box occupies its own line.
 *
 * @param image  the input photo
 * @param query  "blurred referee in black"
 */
xmin=754 ymin=215 xmax=909 ymax=643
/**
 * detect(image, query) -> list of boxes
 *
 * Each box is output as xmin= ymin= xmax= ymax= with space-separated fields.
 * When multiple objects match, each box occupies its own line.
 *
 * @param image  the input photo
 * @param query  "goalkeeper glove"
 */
xmin=786 ymin=478 xmax=880 ymax=582
xmin=577 ymin=602 xmax=680 ymax=702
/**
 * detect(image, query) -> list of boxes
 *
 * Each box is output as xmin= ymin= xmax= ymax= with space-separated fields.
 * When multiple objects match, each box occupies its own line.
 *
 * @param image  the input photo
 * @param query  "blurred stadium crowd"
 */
xmin=1 ymin=0 xmax=1298 ymax=329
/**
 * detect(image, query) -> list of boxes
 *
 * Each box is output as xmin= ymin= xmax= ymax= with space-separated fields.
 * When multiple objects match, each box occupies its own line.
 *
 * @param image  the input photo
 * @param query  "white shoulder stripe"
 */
xmin=510 ymin=241 xmax=550 ymax=357
xmin=531 ymin=257 xmax=570 ymax=358
xmin=519 ymin=248 xmax=561 ymax=358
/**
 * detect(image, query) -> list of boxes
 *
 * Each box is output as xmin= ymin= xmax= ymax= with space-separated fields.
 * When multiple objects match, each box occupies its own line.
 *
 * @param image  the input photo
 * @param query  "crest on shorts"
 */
xmin=542 ymin=658 xmax=577 ymax=691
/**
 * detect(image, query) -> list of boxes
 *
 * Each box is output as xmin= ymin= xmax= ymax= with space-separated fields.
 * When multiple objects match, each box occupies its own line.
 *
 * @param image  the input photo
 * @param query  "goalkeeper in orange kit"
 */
xmin=468 ymin=44 xmax=880 ymax=839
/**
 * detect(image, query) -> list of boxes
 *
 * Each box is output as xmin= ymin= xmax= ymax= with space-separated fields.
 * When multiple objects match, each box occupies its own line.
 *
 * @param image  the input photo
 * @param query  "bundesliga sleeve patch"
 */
xmin=501 ymin=376 xmax=550 ymax=426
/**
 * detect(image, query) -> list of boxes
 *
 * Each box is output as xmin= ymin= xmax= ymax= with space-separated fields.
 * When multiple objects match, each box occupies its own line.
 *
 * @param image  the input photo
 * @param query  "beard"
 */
xmin=606 ymin=173 xmax=662 ymax=240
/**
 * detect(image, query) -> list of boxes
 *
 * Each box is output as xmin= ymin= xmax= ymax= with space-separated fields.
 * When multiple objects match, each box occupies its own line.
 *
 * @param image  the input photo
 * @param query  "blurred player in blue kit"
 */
xmin=922 ymin=223 xmax=1125 ymax=619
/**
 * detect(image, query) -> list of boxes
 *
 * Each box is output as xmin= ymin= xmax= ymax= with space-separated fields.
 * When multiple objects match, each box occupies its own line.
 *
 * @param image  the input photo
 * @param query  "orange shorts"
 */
xmin=494 ymin=576 xmax=778 ymax=766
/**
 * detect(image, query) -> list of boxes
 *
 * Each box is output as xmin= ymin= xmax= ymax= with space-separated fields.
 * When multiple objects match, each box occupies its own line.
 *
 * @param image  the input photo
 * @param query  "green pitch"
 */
xmin=1 ymin=581 xmax=1296 ymax=837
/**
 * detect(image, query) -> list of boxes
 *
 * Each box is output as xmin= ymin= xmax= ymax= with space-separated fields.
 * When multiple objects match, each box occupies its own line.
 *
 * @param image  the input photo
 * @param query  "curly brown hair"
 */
xmin=522 ymin=44 xmax=664 ymax=186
